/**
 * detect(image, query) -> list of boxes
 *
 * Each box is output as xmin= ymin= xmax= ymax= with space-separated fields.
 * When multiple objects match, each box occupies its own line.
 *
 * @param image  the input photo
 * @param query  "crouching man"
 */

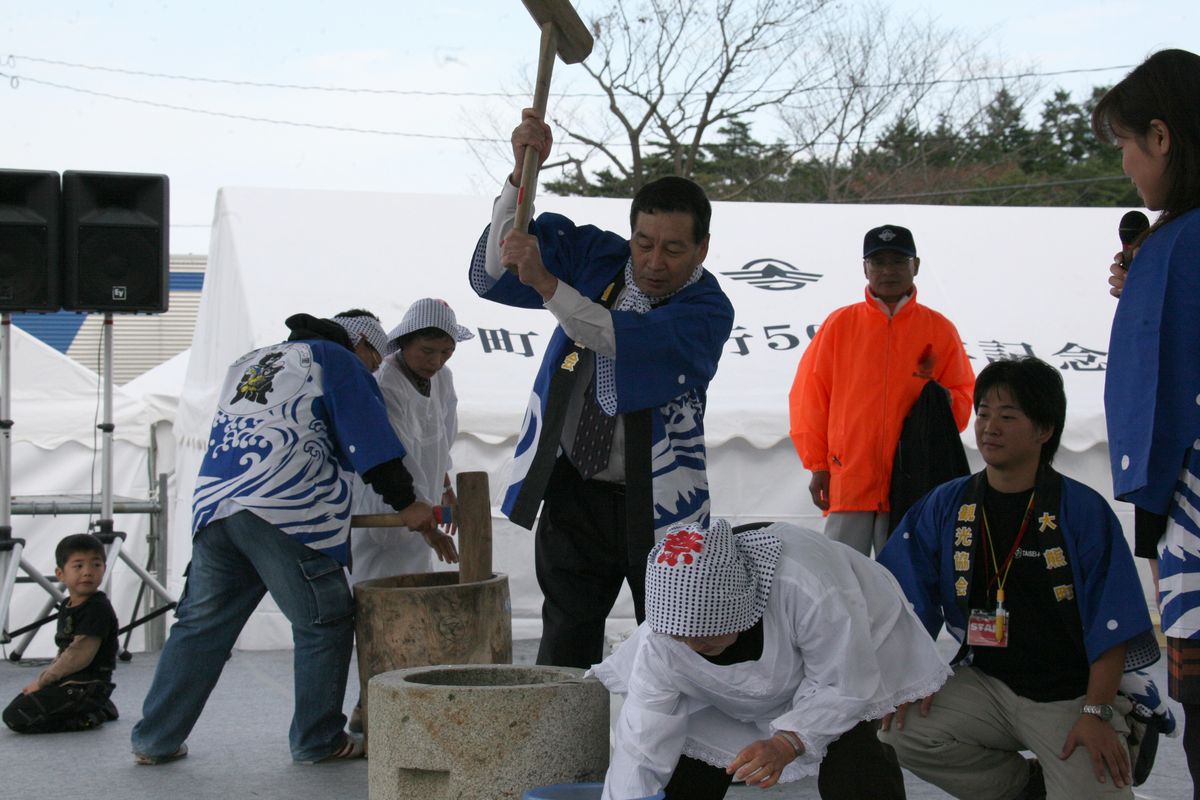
xmin=590 ymin=518 xmax=951 ymax=800
xmin=878 ymin=357 xmax=1161 ymax=799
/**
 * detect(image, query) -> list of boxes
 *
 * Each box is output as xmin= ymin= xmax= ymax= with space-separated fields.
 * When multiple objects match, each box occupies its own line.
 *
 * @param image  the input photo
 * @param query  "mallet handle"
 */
xmin=350 ymin=506 xmax=452 ymax=528
xmin=456 ymin=471 xmax=492 ymax=585
xmin=508 ymin=21 xmax=559 ymax=272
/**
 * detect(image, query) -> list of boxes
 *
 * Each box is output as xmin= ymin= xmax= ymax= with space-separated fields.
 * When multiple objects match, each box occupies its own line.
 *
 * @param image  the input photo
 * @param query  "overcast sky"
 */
xmin=1 ymin=1 xmax=1194 ymax=253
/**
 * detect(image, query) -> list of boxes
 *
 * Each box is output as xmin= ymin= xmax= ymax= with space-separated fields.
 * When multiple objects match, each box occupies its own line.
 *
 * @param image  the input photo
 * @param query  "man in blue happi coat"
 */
xmin=469 ymin=109 xmax=734 ymax=668
xmin=131 ymin=313 xmax=434 ymax=764
xmin=878 ymin=357 xmax=1161 ymax=800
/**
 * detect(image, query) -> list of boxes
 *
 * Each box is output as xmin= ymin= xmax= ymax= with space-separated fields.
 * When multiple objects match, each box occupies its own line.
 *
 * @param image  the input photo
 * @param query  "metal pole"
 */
xmin=99 ymin=313 xmax=114 ymax=529
xmin=144 ymin=471 xmax=169 ymax=650
xmin=12 ymin=498 xmax=161 ymax=515
xmin=0 ymin=312 xmax=23 ymax=639
xmin=1 ymin=313 xmax=11 ymax=533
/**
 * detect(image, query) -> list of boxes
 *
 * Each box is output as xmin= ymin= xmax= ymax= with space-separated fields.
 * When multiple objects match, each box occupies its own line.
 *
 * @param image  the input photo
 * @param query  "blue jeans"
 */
xmin=130 ymin=510 xmax=355 ymax=761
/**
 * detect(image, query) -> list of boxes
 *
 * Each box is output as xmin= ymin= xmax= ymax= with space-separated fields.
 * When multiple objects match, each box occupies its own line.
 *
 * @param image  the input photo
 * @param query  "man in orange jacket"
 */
xmin=788 ymin=225 xmax=974 ymax=556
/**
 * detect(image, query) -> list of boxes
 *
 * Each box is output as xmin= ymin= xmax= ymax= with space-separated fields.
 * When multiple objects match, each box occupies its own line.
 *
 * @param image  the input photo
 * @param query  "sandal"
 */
xmin=304 ymin=733 xmax=365 ymax=763
xmin=134 ymin=744 xmax=188 ymax=766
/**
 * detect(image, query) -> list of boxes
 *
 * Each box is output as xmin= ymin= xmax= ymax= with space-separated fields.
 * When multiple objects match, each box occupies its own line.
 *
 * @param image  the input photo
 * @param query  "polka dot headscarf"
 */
xmin=332 ymin=314 xmax=388 ymax=361
xmin=386 ymin=298 xmax=474 ymax=355
xmin=646 ymin=519 xmax=781 ymax=638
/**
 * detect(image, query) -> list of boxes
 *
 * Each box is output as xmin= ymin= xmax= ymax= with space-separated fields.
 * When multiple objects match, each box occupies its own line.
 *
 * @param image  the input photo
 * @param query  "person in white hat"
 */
xmin=590 ymin=519 xmax=950 ymax=800
xmin=345 ymin=299 xmax=473 ymax=732
xmin=349 ymin=298 xmax=474 ymax=581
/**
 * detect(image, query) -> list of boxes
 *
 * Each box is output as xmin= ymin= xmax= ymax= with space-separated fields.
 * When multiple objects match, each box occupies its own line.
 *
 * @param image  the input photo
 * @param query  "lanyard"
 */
xmin=980 ymin=491 xmax=1036 ymax=602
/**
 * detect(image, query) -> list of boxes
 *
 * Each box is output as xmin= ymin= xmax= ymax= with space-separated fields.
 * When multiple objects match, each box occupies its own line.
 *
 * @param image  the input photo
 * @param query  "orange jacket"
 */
xmin=788 ymin=287 xmax=974 ymax=513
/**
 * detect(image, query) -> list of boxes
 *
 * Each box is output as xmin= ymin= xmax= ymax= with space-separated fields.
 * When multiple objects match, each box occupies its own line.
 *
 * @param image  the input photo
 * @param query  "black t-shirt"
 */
xmin=54 ymin=591 xmax=119 ymax=683
xmin=968 ymin=483 xmax=1089 ymax=702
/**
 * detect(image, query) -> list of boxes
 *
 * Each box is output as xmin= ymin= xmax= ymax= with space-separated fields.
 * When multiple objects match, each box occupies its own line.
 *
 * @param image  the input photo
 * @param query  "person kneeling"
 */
xmin=878 ymin=357 xmax=1162 ymax=799
xmin=590 ymin=518 xmax=950 ymax=800
xmin=3 ymin=534 xmax=120 ymax=734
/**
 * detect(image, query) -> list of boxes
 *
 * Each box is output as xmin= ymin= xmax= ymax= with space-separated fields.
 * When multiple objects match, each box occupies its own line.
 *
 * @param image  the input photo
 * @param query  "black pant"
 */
xmin=663 ymin=720 xmax=906 ymax=800
xmin=3 ymin=680 xmax=117 ymax=734
xmin=535 ymin=457 xmax=647 ymax=669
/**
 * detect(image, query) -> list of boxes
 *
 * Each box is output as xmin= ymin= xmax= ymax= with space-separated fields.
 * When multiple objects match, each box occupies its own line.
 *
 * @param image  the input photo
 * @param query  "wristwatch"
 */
xmin=1081 ymin=703 xmax=1114 ymax=722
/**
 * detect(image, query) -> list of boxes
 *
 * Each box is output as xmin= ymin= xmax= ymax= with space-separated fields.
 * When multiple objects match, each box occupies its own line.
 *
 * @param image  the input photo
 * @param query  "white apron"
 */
xmin=350 ymin=358 xmax=458 ymax=584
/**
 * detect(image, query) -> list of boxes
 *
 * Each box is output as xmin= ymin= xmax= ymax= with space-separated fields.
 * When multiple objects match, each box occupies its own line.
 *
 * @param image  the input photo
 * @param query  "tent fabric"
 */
xmin=14 ymin=186 xmax=1142 ymax=650
xmin=9 ymin=326 xmax=155 ymax=450
xmin=181 ymin=188 xmax=1122 ymax=451
xmin=5 ymin=327 xmax=173 ymax=658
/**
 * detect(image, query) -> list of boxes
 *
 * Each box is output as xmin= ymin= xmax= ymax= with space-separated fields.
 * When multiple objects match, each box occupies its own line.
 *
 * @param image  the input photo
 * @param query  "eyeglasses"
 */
xmin=864 ymin=255 xmax=914 ymax=270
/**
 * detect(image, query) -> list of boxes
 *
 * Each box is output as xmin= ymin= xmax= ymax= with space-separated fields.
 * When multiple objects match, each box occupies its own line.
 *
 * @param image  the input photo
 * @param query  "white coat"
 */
xmin=350 ymin=356 xmax=458 ymax=583
xmin=590 ymin=524 xmax=951 ymax=800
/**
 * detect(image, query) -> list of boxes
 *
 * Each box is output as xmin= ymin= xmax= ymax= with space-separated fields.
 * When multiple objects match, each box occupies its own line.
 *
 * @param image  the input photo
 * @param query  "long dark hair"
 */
xmin=1091 ymin=49 xmax=1200 ymax=231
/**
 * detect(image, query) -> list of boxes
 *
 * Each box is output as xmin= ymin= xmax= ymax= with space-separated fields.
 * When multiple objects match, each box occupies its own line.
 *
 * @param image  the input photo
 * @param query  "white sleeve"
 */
xmin=486 ymin=177 xmax=617 ymax=354
xmin=544 ymin=281 xmax=617 ymax=356
xmin=483 ymin=178 xmax=523 ymax=281
xmin=770 ymin=580 xmax=888 ymax=764
xmin=603 ymin=642 xmax=689 ymax=800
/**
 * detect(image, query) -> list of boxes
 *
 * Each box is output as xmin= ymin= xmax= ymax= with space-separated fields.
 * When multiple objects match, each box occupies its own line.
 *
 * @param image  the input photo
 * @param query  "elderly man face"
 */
xmin=630 ymin=210 xmax=710 ymax=299
xmin=863 ymin=250 xmax=920 ymax=304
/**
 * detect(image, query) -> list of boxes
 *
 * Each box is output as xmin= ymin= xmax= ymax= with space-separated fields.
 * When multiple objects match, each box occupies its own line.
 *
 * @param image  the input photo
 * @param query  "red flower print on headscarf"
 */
xmin=657 ymin=528 xmax=705 ymax=566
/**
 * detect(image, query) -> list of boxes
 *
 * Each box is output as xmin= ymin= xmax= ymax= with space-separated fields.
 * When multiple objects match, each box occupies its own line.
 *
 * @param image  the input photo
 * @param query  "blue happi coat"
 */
xmin=192 ymin=339 xmax=407 ymax=565
xmin=1107 ymin=207 xmax=1200 ymax=637
xmin=879 ymin=472 xmax=1158 ymax=669
xmin=469 ymin=212 xmax=734 ymax=536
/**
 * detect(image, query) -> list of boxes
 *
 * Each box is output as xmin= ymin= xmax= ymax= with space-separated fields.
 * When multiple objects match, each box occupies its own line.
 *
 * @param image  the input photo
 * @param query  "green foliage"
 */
xmin=546 ymin=84 xmax=1141 ymax=208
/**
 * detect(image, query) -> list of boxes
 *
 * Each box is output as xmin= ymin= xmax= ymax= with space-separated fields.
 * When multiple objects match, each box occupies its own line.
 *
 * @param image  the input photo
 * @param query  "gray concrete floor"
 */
xmin=0 ymin=639 xmax=1190 ymax=800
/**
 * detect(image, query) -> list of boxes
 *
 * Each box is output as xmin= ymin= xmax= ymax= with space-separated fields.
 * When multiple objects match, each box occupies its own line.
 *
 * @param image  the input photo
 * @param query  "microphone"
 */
xmin=1118 ymin=210 xmax=1150 ymax=268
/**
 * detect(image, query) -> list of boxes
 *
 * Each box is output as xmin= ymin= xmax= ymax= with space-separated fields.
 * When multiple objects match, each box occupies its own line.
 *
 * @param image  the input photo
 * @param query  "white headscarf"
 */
xmin=332 ymin=314 xmax=388 ymax=359
xmin=645 ymin=518 xmax=781 ymax=638
xmin=386 ymin=298 xmax=474 ymax=354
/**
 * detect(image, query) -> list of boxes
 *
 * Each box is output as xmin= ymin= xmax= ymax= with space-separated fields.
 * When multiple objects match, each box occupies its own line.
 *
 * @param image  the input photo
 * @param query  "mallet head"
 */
xmin=521 ymin=0 xmax=594 ymax=63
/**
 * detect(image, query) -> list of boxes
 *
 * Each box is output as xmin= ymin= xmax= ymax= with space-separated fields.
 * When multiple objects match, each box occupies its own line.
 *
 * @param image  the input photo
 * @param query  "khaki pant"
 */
xmin=823 ymin=511 xmax=890 ymax=557
xmin=878 ymin=665 xmax=1133 ymax=800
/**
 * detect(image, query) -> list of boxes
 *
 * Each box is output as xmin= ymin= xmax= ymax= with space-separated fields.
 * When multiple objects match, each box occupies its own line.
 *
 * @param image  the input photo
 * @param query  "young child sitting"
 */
xmin=3 ymin=533 xmax=120 ymax=733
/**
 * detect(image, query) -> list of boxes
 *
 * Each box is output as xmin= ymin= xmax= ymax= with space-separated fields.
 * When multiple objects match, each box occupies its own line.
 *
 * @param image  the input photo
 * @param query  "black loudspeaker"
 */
xmin=0 ymin=169 xmax=61 ymax=312
xmin=63 ymin=171 xmax=169 ymax=313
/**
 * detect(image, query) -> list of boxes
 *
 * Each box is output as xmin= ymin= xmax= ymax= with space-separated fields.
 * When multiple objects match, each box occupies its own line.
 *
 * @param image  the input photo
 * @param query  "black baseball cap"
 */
xmin=863 ymin=225 xmax=917 ymax=258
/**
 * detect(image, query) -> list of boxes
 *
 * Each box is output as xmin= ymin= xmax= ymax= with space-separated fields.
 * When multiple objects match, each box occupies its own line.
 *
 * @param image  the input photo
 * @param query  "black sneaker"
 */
xmin=63 ymin=711 xmax=106 ymax=731
xmin=100 ymin=698 xmax=120 ymax=721
xmin=1132 ymin=717 xmax=1161 ymax=786
xmin=1016 ymin=758 xmax=1046 ymax=800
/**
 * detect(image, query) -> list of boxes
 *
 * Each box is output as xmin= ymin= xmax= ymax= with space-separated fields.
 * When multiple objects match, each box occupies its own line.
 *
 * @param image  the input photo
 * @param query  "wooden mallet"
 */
xmin=350 ymin=471 xmax=493 ymax=585
xmin=511 ymin=0 xmax=594 ymax=242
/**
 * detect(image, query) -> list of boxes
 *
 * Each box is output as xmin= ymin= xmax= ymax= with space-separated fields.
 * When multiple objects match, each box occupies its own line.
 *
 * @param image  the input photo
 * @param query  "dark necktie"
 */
xmin=570 ymin=369 xmax=617 ymax=480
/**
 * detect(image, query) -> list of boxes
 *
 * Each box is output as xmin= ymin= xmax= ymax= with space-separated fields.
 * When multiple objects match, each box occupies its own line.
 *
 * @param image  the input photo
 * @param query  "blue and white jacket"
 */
xmin=470 ymin=211 xmax=733 ymax=538
xmin=192 ymin=338 xmax=406 ymax=565
xmin=1107 ymin=208 xmax=1200 ymax=637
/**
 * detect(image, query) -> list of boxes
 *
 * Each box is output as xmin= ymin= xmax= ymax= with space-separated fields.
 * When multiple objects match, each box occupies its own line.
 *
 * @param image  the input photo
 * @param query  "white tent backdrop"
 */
xmin=163 ymin=186 xmax=1148 ymax=647
xmin=5 ymin=327 xmax=168 ymax=658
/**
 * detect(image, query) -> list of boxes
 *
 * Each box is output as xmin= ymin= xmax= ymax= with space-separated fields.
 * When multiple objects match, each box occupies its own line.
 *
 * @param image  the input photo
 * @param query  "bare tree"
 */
xmin=778 ymin=2 xmax=1036 ymax=202
xmin=484 ymin=0 xmax=1043 ymax=202
xmin=548 ymin=0 xmax=834 ymax=192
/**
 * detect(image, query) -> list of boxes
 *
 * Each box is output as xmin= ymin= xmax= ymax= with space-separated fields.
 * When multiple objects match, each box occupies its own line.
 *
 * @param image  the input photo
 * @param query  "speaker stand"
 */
xmin=3 ymin=313 xmax=176 ymax=657
xmin=0 ymin=313 xmax=28 ymax=643
xmin=93 ymin=315 xmax=177 ymax=653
